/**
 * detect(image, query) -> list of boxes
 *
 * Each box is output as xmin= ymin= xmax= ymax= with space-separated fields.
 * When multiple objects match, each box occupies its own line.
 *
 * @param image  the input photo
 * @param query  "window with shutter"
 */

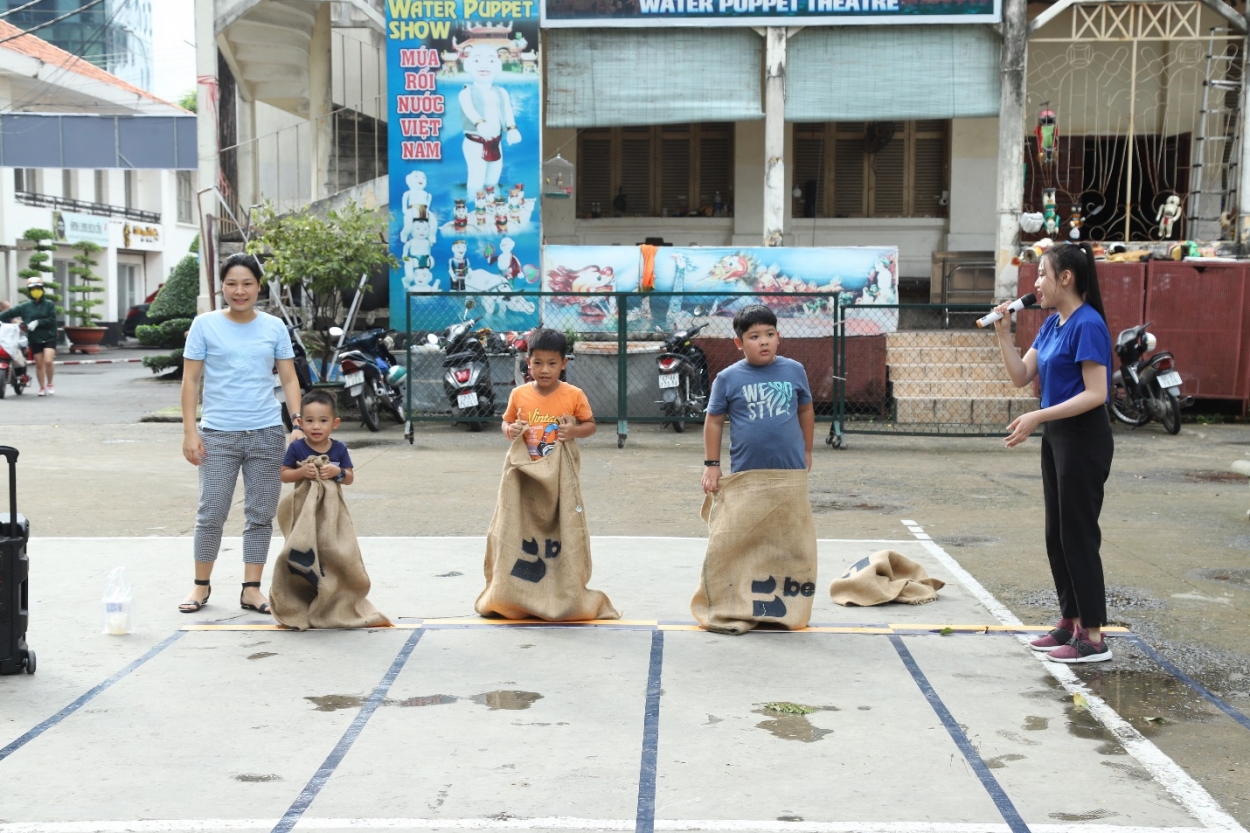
xmin=576 ymin=123 xmax=735 ymax=218
xmin=793 ymin=120 xmax=949 ymax=219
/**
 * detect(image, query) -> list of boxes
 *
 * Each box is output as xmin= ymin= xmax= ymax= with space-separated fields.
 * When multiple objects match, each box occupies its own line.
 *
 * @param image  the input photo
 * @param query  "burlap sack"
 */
xmin=829 ymin=550 xmax=945 ymax=606
xmin=474 ymin=437 xmax=619 ymax=621
xmin=271 ymin=455 xmax=392 ymax=630
xmin=691 ymin=469 xmax=818 ymax=634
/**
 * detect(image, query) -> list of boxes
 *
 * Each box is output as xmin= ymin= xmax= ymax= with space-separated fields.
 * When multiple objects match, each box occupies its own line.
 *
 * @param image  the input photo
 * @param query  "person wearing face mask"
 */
xmin=0 ymin=277 xmax=60 ymax=396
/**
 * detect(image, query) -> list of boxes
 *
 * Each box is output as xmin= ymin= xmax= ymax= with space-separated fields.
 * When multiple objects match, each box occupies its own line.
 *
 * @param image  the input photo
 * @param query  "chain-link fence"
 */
xmin=401 ymin=290 xmax=843 ymax=447
xmin=835 ymin=303 xmax=1037 ymax=439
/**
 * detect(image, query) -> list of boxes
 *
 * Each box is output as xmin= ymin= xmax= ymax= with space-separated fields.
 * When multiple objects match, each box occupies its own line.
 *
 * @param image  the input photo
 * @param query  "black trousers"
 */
xmin=1040 ymin=406 xmax=1113 ymax=628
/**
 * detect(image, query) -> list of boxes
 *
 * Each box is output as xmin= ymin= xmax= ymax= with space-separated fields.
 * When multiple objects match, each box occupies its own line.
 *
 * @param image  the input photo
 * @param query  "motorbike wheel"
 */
xmin=1108 ymin=384 xmax=1149 ymax=426
xmin=0 ymin=367 xmax=8 ymax=399
xmin=1159 ymin=392 xmax=1182 ymax=435
xmin=358 ymin=388 xmax=382 ymax=432
xmin=12 ymin=370 xmax=24 ymax=396
xmin=388 ymin=395 xmax=406 ymax=424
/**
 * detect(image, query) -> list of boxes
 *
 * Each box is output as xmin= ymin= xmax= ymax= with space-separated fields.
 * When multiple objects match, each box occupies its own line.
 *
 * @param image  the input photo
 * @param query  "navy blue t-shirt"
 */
xmin=1031 ymin=303 xmax=1112 ymax=408
xmin=282 ymin=438 xmax=354 ymax=470
xmin=707 ymin=356 xmax=812 ymax=473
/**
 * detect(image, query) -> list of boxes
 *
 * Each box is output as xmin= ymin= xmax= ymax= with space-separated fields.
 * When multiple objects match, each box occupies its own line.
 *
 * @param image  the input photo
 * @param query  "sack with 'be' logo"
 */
xmin=475 ymin=437 xmax=619 ymax=621
xmin=271 ymin=455 xmax=392 ymax=630
xmin=691 ymin=469 xmax=818 ymax=634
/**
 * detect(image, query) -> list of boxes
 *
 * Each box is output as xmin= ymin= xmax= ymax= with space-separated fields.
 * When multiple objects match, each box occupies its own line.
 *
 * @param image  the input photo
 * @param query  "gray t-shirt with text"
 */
xmin=707 ymin=356 xmax=812 ymax=473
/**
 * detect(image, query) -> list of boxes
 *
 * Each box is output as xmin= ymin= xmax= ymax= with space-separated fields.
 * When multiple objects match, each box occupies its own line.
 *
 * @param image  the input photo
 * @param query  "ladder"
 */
xmin=1187 ymin=27 xmax=1242 ymax=241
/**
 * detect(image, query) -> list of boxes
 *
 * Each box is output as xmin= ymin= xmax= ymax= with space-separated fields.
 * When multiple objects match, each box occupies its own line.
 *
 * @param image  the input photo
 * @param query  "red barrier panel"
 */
xmin=1016 ymin=262 xmax=1147 ymax=355
xmin=1145 ymin=262 xmax=1248 ymax=400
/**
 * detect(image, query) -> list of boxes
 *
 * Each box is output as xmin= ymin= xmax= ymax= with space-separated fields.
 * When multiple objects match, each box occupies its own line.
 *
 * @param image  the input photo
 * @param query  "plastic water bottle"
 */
xmin=102 ymin=566 xmax=134 ymax=635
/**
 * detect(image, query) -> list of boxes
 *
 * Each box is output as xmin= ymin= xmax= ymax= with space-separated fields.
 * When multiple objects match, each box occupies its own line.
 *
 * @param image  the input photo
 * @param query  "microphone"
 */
xmin=976 ymin=293 xmax=1036 ymax=328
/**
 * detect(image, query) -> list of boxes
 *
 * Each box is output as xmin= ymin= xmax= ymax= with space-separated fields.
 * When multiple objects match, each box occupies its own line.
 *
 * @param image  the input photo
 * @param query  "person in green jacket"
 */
xmin=0 ymin=277 xmax=59 ymax=395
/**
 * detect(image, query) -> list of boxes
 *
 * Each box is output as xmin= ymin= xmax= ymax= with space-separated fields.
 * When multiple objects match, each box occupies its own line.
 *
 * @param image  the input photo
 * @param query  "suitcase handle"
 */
xmin=0 ymin=445 xmax=16 ymax=525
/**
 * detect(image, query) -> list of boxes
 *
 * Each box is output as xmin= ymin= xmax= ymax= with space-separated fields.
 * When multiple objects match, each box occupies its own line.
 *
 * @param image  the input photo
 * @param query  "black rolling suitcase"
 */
xmin=0 ymin=445 xmax=34 ymax=675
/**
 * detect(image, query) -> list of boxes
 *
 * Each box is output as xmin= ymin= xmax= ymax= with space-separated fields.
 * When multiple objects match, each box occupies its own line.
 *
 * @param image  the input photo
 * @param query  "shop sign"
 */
xmin=386 ymin=0 xmax=543 ymax=332
xmin=541 ymin=0 xmax=999 ymax=26
xmin=52 ymin=211 xmax=110 ymax=247
xmin=122 ymin=222 xmax=162 ymax=250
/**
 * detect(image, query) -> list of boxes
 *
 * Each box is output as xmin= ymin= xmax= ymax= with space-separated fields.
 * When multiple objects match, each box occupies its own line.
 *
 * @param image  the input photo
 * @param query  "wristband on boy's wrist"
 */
xmin=704 ymin=460 xmax=721 ymax=467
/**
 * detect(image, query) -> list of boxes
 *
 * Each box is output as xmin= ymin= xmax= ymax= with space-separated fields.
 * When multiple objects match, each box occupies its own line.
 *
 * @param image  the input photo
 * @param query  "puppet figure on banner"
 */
xmin=386 ymin=6 xmax=541 ymax=332
xmin=542 ymin=245 xmax=899 ymax=335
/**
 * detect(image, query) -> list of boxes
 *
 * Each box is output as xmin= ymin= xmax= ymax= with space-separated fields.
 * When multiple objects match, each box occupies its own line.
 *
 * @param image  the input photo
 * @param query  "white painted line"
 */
xmin=901 ymin=520 xmax=1248 ymax=833
xmin=0 ymin=821 xmax=1216 ymax=833
xmin=28 ymin=536 xmax=923 ymax=546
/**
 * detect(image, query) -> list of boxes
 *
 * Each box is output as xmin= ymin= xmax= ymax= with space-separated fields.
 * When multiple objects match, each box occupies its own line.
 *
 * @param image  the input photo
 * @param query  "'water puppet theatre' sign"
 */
xmin=540 ymin=0 xmax=999 ymax=26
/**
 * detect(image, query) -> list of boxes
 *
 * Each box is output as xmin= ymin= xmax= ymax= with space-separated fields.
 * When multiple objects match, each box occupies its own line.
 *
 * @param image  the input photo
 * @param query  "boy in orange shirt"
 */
xmin=502 ymin=328 xmax=595 ymax=455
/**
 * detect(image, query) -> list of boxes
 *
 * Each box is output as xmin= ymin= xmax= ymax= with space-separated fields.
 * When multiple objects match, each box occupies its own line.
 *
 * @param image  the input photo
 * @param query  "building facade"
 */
xmin=1 ymin=0 xmax=154 ymax=92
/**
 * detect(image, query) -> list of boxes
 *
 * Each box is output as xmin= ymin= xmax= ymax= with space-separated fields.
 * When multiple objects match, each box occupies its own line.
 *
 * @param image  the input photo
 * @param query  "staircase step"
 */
xmin=886 ymin=345 xmax=1007 ymax=365
xmin=888 ymin=363 xmax=1015 ymax=382
xmin=893 ymin=380 xmax=1035 ymax=398
xmin=886 ymin=331 xmax=1000 ymax=348
xmin=895 ymin=396 xmax=1041 ymax=425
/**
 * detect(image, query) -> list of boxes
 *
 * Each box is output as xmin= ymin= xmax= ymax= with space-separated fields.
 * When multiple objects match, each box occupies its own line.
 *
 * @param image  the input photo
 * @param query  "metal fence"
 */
xmin=400 ymin=293 xmax=1028 ymax=447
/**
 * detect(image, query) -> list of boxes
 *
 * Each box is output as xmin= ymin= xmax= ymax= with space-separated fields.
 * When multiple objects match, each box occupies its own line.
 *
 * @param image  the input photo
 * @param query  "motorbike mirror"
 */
xmin=693 ymin=305 xmax=705 ymax=316
xmin=426 ymin=333 xmax=439 ymax=345
xmin=328 ymin=326 xmax=344 ymax=338
xmin=464 ymin=299 xmax=477 ymax=311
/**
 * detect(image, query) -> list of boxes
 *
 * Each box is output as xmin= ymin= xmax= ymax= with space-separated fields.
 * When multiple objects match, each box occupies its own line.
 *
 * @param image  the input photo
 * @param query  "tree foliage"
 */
xmin=67 ymin=241 xmax=104 ymax=327
xmin=147 ymin=254 xmax=200 ymax=322
xmin=246 ymin=199 xmax=397 ymax=330
xmin=178 ymin=90 xmax=197 ymax=113
xmin=18 ymin=228 xmax=57 ymax=306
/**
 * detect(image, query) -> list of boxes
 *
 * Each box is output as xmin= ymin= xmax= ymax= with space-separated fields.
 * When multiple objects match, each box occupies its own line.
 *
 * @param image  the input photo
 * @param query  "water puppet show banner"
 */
xmin=542 ymin=245 xmax=899 ymax=335
xmin=387 ymin=0 xmax=542 ymax=331
xmin=541 ymin=0 xmax=999 ymax=27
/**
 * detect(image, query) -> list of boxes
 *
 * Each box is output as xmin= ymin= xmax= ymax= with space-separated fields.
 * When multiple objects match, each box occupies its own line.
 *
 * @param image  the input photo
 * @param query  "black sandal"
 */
xmin=240 ymin=581 xmax=271 ymax=615
xmin=179 ymin=579 xmax=211 ymax=614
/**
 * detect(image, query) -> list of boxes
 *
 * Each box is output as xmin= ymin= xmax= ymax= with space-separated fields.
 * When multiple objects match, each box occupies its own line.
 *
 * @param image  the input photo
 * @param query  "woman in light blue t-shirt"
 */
xmin=178 ymin=254 xmax=304 ymax=615
xmin=992 ymin=242 xmax=1114 ymax=665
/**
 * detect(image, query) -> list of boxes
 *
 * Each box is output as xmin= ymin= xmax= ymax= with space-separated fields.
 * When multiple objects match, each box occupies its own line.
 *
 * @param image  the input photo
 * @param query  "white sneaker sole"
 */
xmin=1046 ymin=649 xmax=1113 ymax=664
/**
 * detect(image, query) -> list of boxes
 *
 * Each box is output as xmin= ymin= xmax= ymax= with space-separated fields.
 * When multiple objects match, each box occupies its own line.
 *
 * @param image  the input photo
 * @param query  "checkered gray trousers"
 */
xmin=194 ymin=425 xmax=287 ymax=565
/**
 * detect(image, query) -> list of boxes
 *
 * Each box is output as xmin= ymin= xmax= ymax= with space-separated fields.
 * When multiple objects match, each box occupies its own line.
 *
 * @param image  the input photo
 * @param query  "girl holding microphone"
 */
xmin=993 ymin=241 xmax=1114 ymax=663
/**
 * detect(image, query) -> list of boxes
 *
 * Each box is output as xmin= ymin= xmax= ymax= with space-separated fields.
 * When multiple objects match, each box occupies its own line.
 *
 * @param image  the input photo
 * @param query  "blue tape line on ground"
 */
xmin=0 ymin=629 xmax=185 ymax=764
xmin=635 ymin=629 xmax=664 ymax=833
xmin=890 ymin=635 xmax=1031 ymax=833
xmin=1128 ymin=634 xmax=1250 ymax=732
xmin=272 ymin=629 xmax=425 ymax=833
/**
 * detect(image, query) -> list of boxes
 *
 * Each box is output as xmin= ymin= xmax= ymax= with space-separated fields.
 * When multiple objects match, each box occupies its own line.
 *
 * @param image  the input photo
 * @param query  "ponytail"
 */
xmin=1044 ymin=242 xmax=1105 ymax=322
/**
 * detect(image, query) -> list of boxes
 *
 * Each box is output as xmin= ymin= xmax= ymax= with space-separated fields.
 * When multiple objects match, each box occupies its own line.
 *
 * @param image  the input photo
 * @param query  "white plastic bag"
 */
xmin=102 ymin=566 xmax=134 ymax=635
xmin=0 ymin=322 xmax=23 ymax=367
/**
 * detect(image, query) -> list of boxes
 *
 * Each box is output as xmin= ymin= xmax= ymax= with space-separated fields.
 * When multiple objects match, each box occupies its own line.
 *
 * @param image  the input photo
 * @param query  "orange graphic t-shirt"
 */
xmin=504 ymin=381 xmax=594 ymax=459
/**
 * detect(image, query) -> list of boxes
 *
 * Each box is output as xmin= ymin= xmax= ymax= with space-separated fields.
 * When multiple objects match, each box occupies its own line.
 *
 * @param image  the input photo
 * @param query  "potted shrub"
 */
xmin=63 ymin=241 xmax=106 ymax=353
xmin=18 ymin=228 xmax=58 ymax=305
xmin=140 ymin=253 xmax=199 ymax=379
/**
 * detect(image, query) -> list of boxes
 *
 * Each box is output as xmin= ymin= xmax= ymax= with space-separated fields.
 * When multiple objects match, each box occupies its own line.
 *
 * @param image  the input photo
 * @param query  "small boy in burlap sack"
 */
xmin=693 ymin=305 xmax=818 ymax=634
xmin=476 ymin=329 xmax=619 ymax=621
xmin=272 ymin=391 xmax=391 ymax=630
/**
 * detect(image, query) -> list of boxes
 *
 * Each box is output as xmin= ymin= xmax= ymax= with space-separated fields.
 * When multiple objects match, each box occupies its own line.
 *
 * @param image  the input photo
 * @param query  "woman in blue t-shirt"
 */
xmin=993 ymin=242 xmax=1114 ymax=664
xmin=178 ymin=254 xmax=305 ymax=615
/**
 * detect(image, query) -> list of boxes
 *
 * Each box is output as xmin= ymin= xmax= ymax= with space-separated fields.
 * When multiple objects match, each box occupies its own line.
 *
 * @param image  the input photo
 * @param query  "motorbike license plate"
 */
xmin=457 ymin=391 xmax=479 ymax=409
xmin=658 ymin=373 xmax=680 ymax=389
xmin=344 ymin=371 xmax=365 ymax=388
xmin=1156 ymin=371 xmax=1182 ymax=389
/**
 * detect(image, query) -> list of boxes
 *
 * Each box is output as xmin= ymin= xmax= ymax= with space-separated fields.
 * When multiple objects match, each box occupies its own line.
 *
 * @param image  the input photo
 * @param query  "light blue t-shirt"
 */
xmin=183 ymin=311 xmax=294 ymax=431
xmin=1031 ymin=303 xmax=1112 ymax=409
xmin=707 ymin=356 xmax=813 ymax=473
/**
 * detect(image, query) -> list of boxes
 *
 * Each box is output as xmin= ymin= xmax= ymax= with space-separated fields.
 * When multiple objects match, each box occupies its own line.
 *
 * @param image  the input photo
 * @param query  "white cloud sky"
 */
xmin=150 ymin=0 xmax=196 ymax=104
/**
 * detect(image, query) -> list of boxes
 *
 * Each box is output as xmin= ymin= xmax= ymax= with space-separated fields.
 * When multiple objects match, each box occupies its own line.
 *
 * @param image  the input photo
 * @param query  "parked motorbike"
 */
xmin=276 ymin=323 xmax=314 ymax=430
xmin=333 ymin=327 xmax=406 ymax=432
xmin=655 ymin=320 xmax=710 ymax=433
xmin=1108 ymin=321 xmax=1193 ymax=435
xmin=0 ymin=322 xmax=32 ymax=398
xmin=428 ymin=301 xmax=495 ymax=432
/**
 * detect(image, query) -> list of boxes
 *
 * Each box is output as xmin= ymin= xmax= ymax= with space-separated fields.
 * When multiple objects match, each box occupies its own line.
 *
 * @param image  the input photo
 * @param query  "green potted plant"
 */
xmin=63 ymin=241 xmax=106 ymax=353
xmin=18 ymin=228 xmax=57 ymax=305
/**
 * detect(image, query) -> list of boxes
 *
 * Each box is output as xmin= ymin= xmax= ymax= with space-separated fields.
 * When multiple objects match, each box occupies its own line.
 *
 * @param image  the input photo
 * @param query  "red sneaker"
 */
xmin=1029 ymin=618 xmax=1074 ymax=652
xmin=1046 ymin=625 xmax=1112 ymax=664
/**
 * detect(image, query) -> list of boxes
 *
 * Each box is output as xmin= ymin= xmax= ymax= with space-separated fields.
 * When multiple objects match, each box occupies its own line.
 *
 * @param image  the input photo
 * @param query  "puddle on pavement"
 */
xmin=435 ymin=571 xmax=463 ymax=578
xmin=470 ymin=690 xmax=543 ymax=710
xmin=985 ymin=754 xmax=1026 ymax=769
xmin=1189 ymin=567 xmax=1250 ymax=589
xmin=394 ymin=694 xmax=459 ymax=707
xmin=753 ymin=702 xmax=837 ymax=743
xmin=247 ymin=652 xmax=277 ymax=660
xmin=234 ymin=773 xmax=282 ymax=782
xmin=1184 ymin=470 xmax=1247 ymax=483
xmin=808 ymin=493 xmax=894 ymax=513
xmin=1023 ymin=716 xmax=1049 ymax=731
xmin=1101 ymin=761 xmax=1151 ymax=781
xmin=934 ymin=534 xmax=1001 ymax=548
xmin=1050 ymin=809 xmax=1117 ymax=821
xmin=777 ymin=816 xmax=804 ymax=822
xmin=306 ymin=695 xmax=367 ymax=712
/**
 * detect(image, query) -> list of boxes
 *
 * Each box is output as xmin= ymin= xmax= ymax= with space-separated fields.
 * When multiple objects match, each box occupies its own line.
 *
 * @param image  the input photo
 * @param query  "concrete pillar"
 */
xmin=993 ymin=0 xmax=1028 ymax=301
xmin=309 ymin=3 xmax=334 ymax=202
xmin=763 ymin=27 xmax=787 ymax=247
xmin=1238 ymin=35 xmax=1250 ymax=252
xmin=195 ymin=0 xmax=219 ymax=312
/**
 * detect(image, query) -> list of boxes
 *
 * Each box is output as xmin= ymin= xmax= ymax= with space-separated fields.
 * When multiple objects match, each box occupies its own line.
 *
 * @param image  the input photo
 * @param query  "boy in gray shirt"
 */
xmin=702 ymin=305 xmax=815 ymax=494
